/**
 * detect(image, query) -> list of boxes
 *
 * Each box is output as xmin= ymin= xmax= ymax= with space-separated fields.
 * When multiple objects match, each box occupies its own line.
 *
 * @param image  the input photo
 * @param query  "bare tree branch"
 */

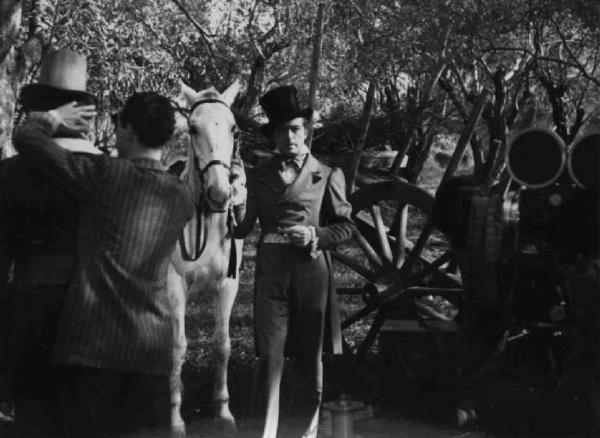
xmin=482 ymin=44 xmax=600 ymax=87
xmin=550 ymin=17 xmax=600 ymax=88
xmin=307 ymin=2 xmax=327 ymax=149
xmin=170 ymin=0 xmax=222 ymax=83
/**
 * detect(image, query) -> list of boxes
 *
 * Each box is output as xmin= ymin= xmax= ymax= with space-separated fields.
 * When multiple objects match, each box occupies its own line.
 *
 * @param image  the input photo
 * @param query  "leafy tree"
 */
xmin=2 ymin=0 xmax=599 ymax=177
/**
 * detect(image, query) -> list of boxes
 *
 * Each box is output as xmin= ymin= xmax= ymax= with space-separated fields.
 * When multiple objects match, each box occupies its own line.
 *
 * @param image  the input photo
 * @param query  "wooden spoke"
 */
xmin=377 ymin=252 xmax=455 ymax=304
xmin=336 ymin=287 xmax=368 ymax=296
xmin=394 ymin=204 xmax=408 ymax=268
xmin=335 ymin=180 xmax=464 ymax=358
xmin=410 ymin=251 xmax=453 ymax=284
xmin=357 ymin=310 xmax=387 ymax=359
xmin=370 ymin=204 xmax=393 ymax=263
xmin=399 ymin=217 xmax=434 ymax=276
xmin=342 ymin=301 xmax=379 ymax=329
xmin=354 ymin=229 xmax=384 ymax=270
xmin=401 ymin=286 xmax=463 ymax=298
xmin=331 ymin=251 xmax=377 ymax=282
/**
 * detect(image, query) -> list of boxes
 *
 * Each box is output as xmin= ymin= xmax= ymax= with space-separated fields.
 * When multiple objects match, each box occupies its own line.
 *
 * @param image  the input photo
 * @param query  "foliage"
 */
xmin=3 ymin=0 xmax=600 ymax=164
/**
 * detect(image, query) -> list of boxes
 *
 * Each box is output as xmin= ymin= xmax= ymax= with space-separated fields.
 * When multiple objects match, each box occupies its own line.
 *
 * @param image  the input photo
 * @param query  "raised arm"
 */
xmin=12 ymin=104 xmax=107 ymax=201
xmin=316 ymin=167 xmax=356 ymax=250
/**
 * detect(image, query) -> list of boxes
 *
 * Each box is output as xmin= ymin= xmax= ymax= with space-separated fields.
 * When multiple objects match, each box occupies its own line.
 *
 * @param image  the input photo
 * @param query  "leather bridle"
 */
xmin=178 ymin=97 xmax=240 ymax=277
xmin=188 ymin=98 xmax=236 ymax=186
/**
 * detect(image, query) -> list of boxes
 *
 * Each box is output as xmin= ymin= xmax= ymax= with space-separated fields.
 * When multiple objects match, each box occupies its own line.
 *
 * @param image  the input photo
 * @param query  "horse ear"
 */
xmin=221 ymin=79 xmax=241 ymax=107
xmin=181 ymin=81 xmax=199 ymax=106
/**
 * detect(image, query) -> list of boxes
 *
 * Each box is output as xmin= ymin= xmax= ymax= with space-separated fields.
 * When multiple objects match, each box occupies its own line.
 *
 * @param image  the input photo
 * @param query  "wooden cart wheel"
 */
xmin=331 ymin=179 xmax=463 ymax=358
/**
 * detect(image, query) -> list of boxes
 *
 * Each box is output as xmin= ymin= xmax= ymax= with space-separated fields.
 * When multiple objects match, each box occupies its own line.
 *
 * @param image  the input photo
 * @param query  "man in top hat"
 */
xmin=0 ymin=49 xmax=101 ymax=437
xmin=233 ymin=85 xmax=356 ymax=438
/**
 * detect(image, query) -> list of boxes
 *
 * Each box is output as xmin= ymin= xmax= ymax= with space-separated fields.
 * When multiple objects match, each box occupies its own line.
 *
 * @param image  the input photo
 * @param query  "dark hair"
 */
xmin=119 ymin=92 xmax=175 ymax=148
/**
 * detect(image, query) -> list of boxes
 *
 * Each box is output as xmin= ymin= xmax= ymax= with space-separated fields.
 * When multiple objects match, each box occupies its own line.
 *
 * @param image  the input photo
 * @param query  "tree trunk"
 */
xmin=0 ymin=0 xmax=57 ymax=158
xmin=0 ymin=1 xmax=23 ymax=158
xmin=239 ymin=56 xmax=266 ymax=114
xmin=347 ymin=80 xmax=376 ymax=193
xmin=306 ymin=2 xmax=326 ymax=149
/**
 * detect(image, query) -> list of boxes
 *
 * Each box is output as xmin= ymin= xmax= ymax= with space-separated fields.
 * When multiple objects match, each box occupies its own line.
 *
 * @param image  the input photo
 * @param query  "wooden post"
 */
xmin=306 ymin=1 xmax=326 ymax=149
xmin=347 ymin=80 xmax=377 ymax=193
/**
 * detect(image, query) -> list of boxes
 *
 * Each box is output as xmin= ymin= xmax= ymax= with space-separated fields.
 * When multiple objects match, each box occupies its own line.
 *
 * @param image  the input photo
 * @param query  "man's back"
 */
xmin=0 ymin=156 xmax=78 ymax=280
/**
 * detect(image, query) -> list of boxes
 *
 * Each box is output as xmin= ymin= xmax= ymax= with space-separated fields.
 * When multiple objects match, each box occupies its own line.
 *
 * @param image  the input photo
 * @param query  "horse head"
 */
xmin=181 ymin=80 xmax=242 ymax=212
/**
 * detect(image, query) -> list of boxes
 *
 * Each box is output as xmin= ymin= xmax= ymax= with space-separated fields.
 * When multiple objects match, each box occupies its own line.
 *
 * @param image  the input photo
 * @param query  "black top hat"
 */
xmin=19 ymin=49 xmax=97 ymax=111
xmin=259 ymin=85 xmax=313 ymax=137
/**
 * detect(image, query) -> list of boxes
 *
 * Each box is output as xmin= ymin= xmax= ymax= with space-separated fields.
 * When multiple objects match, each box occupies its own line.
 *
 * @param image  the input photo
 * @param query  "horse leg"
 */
xmin=168 ymin=264 xmax=187 ymax=435
xmin=212 ymin=277 xmax=238 ymax=432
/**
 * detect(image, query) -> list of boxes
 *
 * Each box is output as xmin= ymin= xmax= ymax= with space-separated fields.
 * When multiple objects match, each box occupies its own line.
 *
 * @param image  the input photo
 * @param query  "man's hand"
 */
xmin=231 ymin=183 xmax=247 ymax=207
xmin=283 ymin=225 xmax=312 ymax=247
xmin=230 ymin=160 xmax=247 ymax=206
xmin=49 ymin=101 xmax=97 ymax=133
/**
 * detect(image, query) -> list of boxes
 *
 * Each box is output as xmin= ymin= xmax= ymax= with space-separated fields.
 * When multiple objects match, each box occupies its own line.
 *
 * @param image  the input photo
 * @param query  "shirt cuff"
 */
xmin=308 ymin=225 xmax=320 ymax=259
xmin=28 ymin=111 xmax=60 ymax=134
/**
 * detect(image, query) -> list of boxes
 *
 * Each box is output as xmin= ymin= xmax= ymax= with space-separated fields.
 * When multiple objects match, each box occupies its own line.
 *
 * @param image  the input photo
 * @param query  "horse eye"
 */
xmin=189 ymin=125 xmax=198 ymax=135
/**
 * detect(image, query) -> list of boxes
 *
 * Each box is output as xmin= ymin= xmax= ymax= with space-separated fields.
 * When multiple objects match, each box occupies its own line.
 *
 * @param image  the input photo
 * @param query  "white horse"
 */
xmin=167 ymin=80 xmax=245 ymax=435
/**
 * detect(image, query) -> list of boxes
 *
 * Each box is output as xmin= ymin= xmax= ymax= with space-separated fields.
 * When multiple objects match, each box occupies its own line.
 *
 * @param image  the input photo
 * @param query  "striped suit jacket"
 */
xmin=13 ymin=115 xmax=196 ymax=375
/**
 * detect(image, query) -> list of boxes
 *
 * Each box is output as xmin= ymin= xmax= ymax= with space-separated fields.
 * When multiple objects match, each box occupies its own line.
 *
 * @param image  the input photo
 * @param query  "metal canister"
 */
xmin=322 ymin=394 xmax=365 ymax=438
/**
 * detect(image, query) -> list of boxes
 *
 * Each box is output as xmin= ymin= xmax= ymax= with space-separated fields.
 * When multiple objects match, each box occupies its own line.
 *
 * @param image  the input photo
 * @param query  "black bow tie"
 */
xmin=275 ymin=154 xmax=306 ymax=171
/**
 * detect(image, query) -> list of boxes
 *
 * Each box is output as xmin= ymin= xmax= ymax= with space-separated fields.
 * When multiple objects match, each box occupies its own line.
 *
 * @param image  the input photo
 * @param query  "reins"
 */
xmin=177 ymin=98 xmax=240 ymax=279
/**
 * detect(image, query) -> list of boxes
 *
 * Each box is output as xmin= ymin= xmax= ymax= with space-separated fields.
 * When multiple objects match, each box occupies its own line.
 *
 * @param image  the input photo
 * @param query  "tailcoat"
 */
xmin=234 ymin=154 xmax=356 ymax=356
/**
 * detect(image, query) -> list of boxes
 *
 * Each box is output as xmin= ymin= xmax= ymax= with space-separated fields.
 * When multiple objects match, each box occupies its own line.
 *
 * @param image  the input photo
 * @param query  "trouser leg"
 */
xmin=255 ymin=244 xmax=291 ymax=438
xmin=56 ymin=365 xmax=122 ymax=438
xmin=9 ymin=288 xmax=66 ymax=438
xmin=119 ymin=373 xmax=171 ymax=436
xmin=291 ymin=253 xmax=329 ymax=438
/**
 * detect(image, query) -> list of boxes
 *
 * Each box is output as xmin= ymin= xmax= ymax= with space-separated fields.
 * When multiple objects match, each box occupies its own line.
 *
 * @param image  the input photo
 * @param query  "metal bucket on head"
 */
xmin=507 ymin=128 xmax=566 ymax=189
xmin=568 ymin=132 xmax=599 ymax=191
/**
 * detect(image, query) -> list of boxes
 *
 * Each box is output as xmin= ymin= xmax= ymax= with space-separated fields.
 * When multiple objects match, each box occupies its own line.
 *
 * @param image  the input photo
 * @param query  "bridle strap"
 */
xmin=198 ymin=159 xmax=231 ymax=180
xmin=189 ymin=98 xmax=230 ymax=113
xmin=178 ymin=207 xmax=208 ymax=262
xmin=188 ymin=98 xmax=234 ymax=180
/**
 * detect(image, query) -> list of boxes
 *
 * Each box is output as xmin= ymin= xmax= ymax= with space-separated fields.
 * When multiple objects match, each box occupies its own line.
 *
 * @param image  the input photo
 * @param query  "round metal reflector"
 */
xmin=507 ymin=128 xmax=566 ymax=189
xmin=569 ymin=132 xmax=599 ymax=190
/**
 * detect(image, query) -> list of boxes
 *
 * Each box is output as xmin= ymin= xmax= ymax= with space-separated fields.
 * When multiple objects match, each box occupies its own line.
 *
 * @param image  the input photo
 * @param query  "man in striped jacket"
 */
xmin=13 ymin=92 xmax=197 ymax=437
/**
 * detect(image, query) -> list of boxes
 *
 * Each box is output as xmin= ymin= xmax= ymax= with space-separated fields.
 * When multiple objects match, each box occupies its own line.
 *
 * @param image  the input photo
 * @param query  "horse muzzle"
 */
xmin=205 ymin=185 xmax=232 ymax=212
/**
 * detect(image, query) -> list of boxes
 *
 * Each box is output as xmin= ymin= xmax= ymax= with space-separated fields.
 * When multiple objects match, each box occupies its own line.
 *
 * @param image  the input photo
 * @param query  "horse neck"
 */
xmin=202 ymin=208 xmax=230 ymax=241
